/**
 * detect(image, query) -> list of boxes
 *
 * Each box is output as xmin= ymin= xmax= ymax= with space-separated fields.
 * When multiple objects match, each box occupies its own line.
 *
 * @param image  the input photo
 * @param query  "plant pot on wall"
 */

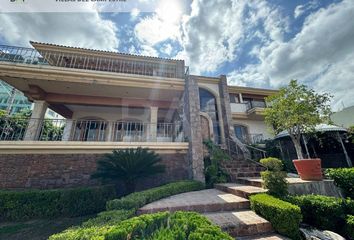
xmin=292 ymin=158 xmax=323 ymax=181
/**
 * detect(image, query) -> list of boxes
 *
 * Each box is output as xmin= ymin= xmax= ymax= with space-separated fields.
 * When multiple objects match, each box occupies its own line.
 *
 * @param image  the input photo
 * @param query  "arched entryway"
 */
xmin=199 ymin=88 xmax=220 ymax=143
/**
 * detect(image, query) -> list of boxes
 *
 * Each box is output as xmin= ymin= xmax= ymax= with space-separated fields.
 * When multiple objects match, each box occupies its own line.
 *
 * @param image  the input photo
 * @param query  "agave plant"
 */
xmin=91 ymin=147 xmax=165 ymax=194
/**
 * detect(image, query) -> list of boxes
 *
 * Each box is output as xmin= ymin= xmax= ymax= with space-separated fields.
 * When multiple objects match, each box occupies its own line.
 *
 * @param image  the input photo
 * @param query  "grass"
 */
xmin=0 ymin=215 xmax=92 ymax=240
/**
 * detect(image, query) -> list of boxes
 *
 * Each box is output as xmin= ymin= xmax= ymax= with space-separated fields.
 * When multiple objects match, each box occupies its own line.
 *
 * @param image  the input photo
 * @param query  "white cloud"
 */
xmin=176 ymin=0 xmax=287 ymax=74
xmin=161 ymin=43 xmax=173 ymax=55
xmin=0 ymin=13 xmax=118 ymax=50
xmin=134 ymin=0 xmax=183 ymax=46
xmin=130 ymin=8 xmax=140 ymax=21
xmin=134 ymin=14 xmax=181 ymax=46
xmin=229 ymin=0 xmax=354 ymax=110
xmin=294 ymin=0 xmax=319 ymax=19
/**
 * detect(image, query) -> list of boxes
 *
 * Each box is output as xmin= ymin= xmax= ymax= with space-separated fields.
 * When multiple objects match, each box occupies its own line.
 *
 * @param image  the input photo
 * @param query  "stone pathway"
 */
xmin=138 ymin=183 xmax=289 ymax=239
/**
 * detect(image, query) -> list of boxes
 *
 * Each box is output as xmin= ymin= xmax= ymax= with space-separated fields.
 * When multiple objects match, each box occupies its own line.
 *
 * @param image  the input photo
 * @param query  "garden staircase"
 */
xmin=138 ymin=183 xmax=288 ymax=239
xmin=220 ymin=137 xmax=267 ymax=181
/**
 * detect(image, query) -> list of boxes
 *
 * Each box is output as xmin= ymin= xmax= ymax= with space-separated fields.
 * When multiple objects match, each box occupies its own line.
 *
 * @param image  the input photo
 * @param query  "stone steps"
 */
xmin=137 ymin=189 xmax=250 ymax=215
xmin=221 ymin=160 xmax=266 ymax=179
xmin=237 ymin=177 xmax=264 ymax=188
xmin=237 ymin=233 xmax=290 ymax=240
xmin=215 ymin=183 xmax=267 ymax=199
xmin=204 ymin=210 xmax=273 ymax=237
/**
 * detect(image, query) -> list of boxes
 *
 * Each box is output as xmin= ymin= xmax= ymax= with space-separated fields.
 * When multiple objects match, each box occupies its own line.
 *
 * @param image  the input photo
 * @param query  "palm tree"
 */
xmin=91 ymin=148 xmax=165 ymax=194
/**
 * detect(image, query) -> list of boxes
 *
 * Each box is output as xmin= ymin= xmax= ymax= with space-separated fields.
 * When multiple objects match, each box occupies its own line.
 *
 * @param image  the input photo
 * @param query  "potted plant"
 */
xmin=264 ymin=80 xmax=332 ymax=180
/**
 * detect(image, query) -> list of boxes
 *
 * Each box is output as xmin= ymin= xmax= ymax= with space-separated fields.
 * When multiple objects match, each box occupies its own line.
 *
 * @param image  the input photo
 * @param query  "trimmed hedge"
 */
xmin=326 ymin=168 xmax=354 ymax=198
xmin=50 ymin=211 xmax=232 ymax=240
xmin=0 ymin=185 xmax=116 ymax=221
xmin=105 ymin=211 xmax=233 ymax=240
xmin=106 ymin=180 xmax=205 ymax=211
xmin=250 ymin=193 xmax=302 ymax=239
xmin=345 ymin=215 xmax=354 ymax=239
xmin=49 ymin=180 xmax=205 ymax=239
xmin=286 ymin=195 xmax=346 ymax=231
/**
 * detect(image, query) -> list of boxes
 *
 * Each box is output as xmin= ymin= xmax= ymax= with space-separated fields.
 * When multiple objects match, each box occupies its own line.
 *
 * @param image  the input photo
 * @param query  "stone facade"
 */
xmin=218 ymin=75 xmax=236 ymax=140
xmin=0 ymin=152 xmax=189 ymax=189
xmin=183 ymin=74 xmax=205 ymax=182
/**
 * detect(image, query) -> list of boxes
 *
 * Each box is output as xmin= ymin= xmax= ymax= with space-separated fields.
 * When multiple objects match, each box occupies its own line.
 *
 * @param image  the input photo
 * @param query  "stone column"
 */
xmin=24 ymin=100 xmax=48 ymax=141
xmin=218 ymin=75 xmax=236 ymax=140
xmin=184 ymin=75 xmax=205 ymax=182
xmin=62 ymin=119 xmax=74 ymax=141
xmin=105 ymin=121 xmax=115 ymax=142
xmin=149 ymin=106 xmax=158 ymax=141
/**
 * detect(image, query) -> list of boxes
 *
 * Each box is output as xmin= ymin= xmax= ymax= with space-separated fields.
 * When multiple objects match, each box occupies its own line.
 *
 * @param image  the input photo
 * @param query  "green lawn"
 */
xmin=0 ymin=215 xmax=93 ymax=240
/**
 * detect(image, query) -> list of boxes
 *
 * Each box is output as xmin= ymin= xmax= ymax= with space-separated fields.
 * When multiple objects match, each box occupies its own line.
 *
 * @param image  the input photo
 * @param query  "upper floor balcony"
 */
xmin=0 ymin=42 xmax=185 ymax=79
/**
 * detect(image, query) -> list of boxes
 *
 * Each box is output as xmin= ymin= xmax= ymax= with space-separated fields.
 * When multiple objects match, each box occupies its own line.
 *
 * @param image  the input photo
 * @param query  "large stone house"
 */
xmin=0 ymin=42 xmax=277 ymax=189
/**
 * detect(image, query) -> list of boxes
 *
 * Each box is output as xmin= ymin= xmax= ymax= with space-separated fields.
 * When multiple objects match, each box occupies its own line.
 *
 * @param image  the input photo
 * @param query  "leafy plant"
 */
xmin=265 ymin=80 xmax=332 ymax=159
xmin=345 ymin=215 xmax=354 ymax=239
xmin=91 ymin=148 xmax=165 ymax=194
xmin=203 ymin=139 xmax=230 ymax=188
xmin=260 ymin=158 xmax=288 ymax=197
xmin=250 ymin=193 xmax=302 ymax=239
xmin=50 ymin=181 xmax=205 ymax=240
xmin=325 ymin=168 xmax=354 ymax=198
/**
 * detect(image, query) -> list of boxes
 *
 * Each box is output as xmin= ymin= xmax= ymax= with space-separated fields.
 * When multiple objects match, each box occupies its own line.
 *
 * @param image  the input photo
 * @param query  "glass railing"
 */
xmin=0 ymin=45 xmax=185 ymax=79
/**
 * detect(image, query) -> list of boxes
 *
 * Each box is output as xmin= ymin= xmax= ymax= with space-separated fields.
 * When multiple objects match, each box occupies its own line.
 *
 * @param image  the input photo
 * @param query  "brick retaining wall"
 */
xmin=0 ymin=153 xmax=189 ymax=189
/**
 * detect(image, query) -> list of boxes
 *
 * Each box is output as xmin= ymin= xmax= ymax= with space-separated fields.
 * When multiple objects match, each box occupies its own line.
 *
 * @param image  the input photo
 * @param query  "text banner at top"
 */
xmin=0 ymin=0 xmax=158 ymax=13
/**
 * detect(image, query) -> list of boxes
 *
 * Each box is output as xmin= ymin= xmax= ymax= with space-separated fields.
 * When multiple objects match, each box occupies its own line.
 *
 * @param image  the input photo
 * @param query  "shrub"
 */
xmin=92 ymin=148 xmax=165 ymax=194
xmin=106 ymin=180 xmax=204 ymax=211
xmin=345 ymin=198 xmax=354 ymax=215
xmin=250 ymin=193 xmax=302 ymax=239
xmin=0 ymin=185 xmax=116 ymax=221
xmin=260 ymin=157 xmax=288 ymax=198
xmin=260 ymin=157 xmax=283 ymax=171
xmin=104 ymin=211 xmax=233 ymax=240
xmin=203 ymin=139 xmax=230 ymax=188
xmin=286 ymin=195 xmax=346 ymax=231
xmin=325 ymin=168 xmax=354 ymax=198
xmin=50 ymin=181 xmax=205 ymax=239
xmin=345 ymin=215 xmax=354 ymax=239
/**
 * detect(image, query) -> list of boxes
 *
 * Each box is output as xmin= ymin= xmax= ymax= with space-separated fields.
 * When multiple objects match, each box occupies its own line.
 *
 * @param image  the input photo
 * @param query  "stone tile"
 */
xmin=238 ymin=233 xmax=290 ymax=240
xmin=215 ymin=183 xmax=267 ymax=198
xmin=204 ymin=210 xmax=273 ymax=237
xmin=138 ymin=189 xmax=249 ymax=214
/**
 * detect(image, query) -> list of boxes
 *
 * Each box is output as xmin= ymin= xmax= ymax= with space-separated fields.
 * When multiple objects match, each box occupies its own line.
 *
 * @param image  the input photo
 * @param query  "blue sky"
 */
xmin=0 ymin=0 xmax=353 ymax=111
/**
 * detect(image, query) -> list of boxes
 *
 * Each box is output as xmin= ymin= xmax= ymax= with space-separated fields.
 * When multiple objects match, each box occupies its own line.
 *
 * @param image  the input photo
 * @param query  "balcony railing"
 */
xmin=245 ymin=100 xmax=267 ymax=111
xmin=0 ymin=45 xmax=185 ymax=79
xmin=0 ymin=118 xmax=184 ymax=142
xmin=237 ymin=133 xmax=264 ymax=145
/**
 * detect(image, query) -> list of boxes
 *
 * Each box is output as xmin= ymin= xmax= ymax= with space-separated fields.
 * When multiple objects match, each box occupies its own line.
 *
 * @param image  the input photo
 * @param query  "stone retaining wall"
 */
xmin=0 ymin=152 xmax=189 ymax=190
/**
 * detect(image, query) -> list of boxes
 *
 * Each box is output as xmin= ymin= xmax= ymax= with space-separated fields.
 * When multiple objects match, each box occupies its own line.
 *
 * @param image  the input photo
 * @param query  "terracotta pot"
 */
xmin=292 ymin=158 xmax=323 ymax=181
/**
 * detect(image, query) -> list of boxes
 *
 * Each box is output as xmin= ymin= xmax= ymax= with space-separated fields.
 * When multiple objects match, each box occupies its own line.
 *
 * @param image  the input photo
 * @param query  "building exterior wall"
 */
xmin=0 ymin=151 xmax=188 ymax=189
xmin=232 ymin=119 xmax=272 ymax=140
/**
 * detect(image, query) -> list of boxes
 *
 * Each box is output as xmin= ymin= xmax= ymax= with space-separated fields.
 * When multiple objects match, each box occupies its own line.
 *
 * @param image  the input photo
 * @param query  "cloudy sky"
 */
xmin=0 ymin=0 xmax=353 ymax=111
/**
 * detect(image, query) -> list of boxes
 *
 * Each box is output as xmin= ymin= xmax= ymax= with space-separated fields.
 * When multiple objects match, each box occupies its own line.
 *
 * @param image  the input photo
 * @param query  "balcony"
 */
xmin=0 ymin=44 xmax=185 ymax=79
xmin=0 ymin=118 xmax=184 ymax=143
xmin=245 ymin=100 xmax=267 ymax=111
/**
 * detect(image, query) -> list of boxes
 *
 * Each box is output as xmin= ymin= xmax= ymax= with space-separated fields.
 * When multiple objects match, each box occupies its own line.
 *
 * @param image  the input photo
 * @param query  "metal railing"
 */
xmin=220 ymin=136 xmax=267 ymax=167
xmin=0 ymin=117 xmax=184 ymax=142
xmin=0 ymin=45 xmax=185 ymax=79
xmin=246 ymin=100 xmax=267 ymax=111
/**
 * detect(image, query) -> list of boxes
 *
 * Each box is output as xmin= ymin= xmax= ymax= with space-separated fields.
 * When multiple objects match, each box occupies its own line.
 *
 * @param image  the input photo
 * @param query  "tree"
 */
xmin=91 ymin=148 xmax=165 ymax=194
xmin=264 ymin=80 xmax=332 ymax=159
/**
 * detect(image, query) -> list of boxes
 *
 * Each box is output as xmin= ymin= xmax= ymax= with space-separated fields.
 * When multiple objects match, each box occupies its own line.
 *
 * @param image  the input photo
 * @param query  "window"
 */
xmin=234 ymin=124 xmax=248 ymax=143
xmin=229 ymin=94 xmax=240 ymax=103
